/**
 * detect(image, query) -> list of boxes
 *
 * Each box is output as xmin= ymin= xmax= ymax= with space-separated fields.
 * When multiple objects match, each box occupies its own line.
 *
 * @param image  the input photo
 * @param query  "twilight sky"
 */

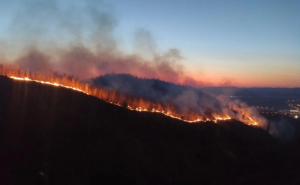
xmin=0 ymin=0 xmax=299 ymax=87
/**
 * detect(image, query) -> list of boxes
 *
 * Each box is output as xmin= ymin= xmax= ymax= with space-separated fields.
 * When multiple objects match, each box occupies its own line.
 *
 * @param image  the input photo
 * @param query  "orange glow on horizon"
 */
xmin=188 ymin=68 xmax=300 ymax=88
xmin=189 ymin=73 xmax=300 ymax=88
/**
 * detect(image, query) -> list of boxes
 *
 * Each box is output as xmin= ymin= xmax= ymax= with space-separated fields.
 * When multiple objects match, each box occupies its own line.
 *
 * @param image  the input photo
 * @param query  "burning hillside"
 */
xmin=0 ymin=74 xmax=282 ymax=184
xmin=0 ymin=0 xmax=269 ymax=128
xmin=0 ymin=64 xmax=266 ymax=127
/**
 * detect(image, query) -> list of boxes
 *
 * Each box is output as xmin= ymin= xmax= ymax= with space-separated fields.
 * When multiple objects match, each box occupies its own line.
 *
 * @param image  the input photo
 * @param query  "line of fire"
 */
xmin=0 ymin=64 xmax=260 ymax=126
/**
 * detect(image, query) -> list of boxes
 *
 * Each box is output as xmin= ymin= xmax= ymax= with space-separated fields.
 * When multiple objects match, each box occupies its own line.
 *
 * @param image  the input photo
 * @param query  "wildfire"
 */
xmin=10 ymin=76 xmax=88 ymax=94
xmin=0 ymin=64 xmax=260 ymax=125
xmin=249 ymin=117 xmax=258 ymax=126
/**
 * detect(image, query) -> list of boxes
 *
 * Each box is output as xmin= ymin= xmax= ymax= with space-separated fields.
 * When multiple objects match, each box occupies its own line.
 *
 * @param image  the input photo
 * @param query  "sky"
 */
xmin=0 ymin=0 xmax=299 ymax=87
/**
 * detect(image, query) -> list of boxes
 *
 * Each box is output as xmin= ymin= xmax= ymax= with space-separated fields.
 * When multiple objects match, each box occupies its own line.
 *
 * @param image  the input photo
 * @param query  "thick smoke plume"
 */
xmin=0 ymin=0 xmax=207 ymax=86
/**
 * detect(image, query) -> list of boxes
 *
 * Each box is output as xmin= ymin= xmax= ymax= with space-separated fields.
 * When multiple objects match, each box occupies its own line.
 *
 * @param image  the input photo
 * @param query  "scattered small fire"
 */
xmin=1 ymin=64 xmax=260 ymax=125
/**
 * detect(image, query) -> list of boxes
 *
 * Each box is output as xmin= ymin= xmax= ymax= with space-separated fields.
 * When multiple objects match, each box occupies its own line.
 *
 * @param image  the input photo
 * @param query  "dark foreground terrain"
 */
xmin=0 ymin=76 xmax=300 ymax=185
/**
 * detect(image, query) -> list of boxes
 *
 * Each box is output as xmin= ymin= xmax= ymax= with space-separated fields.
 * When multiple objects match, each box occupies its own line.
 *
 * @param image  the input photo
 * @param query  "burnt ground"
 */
xmin=0 ymin=75 xmax=300 ymax=185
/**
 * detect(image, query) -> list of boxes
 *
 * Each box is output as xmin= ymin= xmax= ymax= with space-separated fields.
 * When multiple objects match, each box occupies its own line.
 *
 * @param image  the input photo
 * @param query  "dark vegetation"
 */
xmin=92 ymin=73 xmax=209 ymax=102
xmin=0 ymin=75 xmax=300 ymax=184
xmin=93 ymin=74 xmax=300 ymax=110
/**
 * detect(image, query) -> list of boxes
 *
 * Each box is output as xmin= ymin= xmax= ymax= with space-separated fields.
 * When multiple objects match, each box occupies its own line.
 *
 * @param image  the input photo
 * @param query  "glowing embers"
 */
xmin=10 ymin=76 xmax=31 ymax=81
xmin=10 ymin=76 xmax=87 ymax=94
xmin=128 ymin=105 xmax=233 ymax=123
xmin=130 ymin=106 xmax=149 ymax=112
xmin=249 ymin=117 xmax=258 ymax=126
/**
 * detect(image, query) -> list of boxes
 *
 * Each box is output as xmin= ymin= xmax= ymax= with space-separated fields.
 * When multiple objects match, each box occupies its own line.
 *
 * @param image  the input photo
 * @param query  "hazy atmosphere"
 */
xmin=0 ymin=0 xmax=299 ymax=87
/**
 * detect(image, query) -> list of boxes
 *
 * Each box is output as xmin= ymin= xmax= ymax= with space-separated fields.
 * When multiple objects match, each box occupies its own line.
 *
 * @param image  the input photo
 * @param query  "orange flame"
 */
xmin=0 ymin=64 xmax=260 ymax=125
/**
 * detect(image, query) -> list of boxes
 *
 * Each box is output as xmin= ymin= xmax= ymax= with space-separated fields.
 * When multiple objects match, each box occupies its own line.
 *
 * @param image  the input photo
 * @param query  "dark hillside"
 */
xmin=92 ymin=74 xmax=211 ymax=103
xmin=93 ymin=74 xmax=300 ymax=111
xmin=0 ymin=75 xmax=299 ymax=185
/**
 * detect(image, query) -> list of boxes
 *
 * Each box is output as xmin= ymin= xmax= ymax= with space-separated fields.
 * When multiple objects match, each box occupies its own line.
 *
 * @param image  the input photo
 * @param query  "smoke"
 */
xmin=16 ymin=49 xmax=54 ymax=75
xmin=92 ymin=74 xmax=269 ymax=127
xmin=217 ymin=96 xmax=269 ymax=128
xmin=0 ymin=0 xmax=274 ymax=134
xmin=0 ymin=0 xmax=207 ymax=87
xmin=133 ymin=28 xmax=157 ymax=60
xmin=269 ymin=119 xmax=295 ymax=140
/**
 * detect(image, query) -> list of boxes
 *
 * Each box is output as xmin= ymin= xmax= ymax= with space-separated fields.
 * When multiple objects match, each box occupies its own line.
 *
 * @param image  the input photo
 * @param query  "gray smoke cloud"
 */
xmin=134 ymin=28 xmax=157 ymax=60
xmin=0 ymin=0 xmax=209 ymax=86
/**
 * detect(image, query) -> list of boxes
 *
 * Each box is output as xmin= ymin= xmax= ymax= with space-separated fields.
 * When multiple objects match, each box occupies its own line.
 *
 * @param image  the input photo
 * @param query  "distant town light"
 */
xmin=295 ymin=115 xmax=299 ymax=119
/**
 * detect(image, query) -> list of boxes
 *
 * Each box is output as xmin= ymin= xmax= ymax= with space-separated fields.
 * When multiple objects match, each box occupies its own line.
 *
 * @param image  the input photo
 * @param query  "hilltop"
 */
xmin=0 ymin=75 xmax=299 ymax=185
xmin=93 ymin=73 xmax=300 ymax=110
